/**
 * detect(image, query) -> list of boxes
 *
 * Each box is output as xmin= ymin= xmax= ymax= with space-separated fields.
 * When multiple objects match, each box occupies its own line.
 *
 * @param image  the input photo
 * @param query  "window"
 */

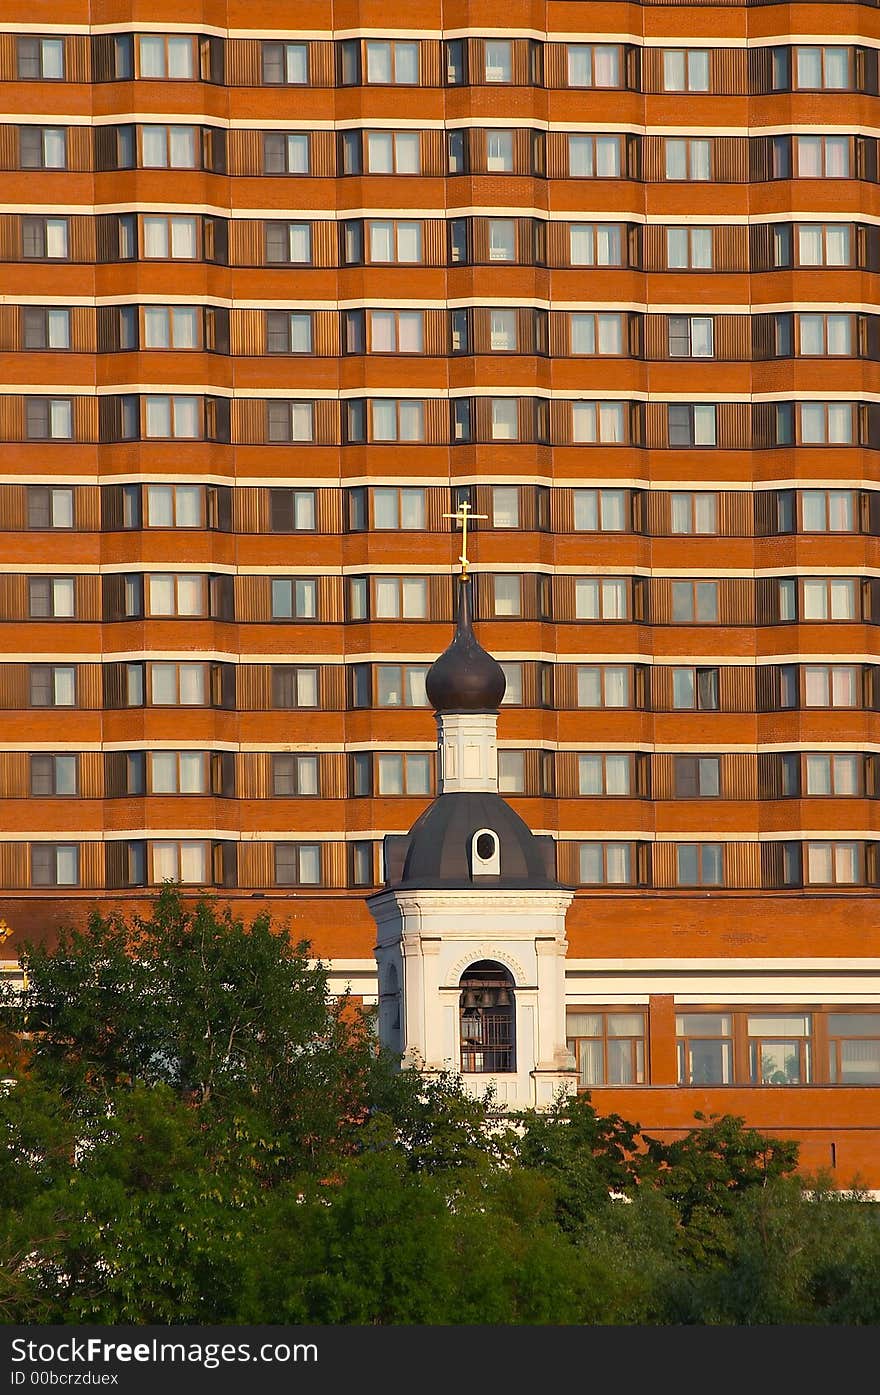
xmin=371 ymin=487 xmax=425 ymax=530
xmin=272 ymin=753 xmax=319 ymax=797
xmin=490 ymin=309 xmax=517 ymax=353
xmin=662 ymin=48 xmax=709 ymax=92
xmin=272 ymin=666 xmax=319 ymax=709
xmin=144 ymin=395 xmax=200 ymax=439
xmin=490 ymin=399 xmax=518 ymax=441
xmin=446 ymin=129 xmax=467 ymax=174
xmin=492 ymin=575 xmax=521 ymax=617
xmin=672 ymin=667 xmax=719 ymax=711
xmin=31 ymin=844 xmax=79 ymax=887
xmin=794 ymin=46 xmax=849 ymax=90
xmin=666 ymin=227 xmax=712 ymax=270
xmin=446 ymin=39 xmax=466 ymax=84
xmin=487 ymin=219 xmax=515 ymax=262
xmin=796 ymin=223 xmax=850 ymax=267
xmin=269 ymin=488 xmax=316 ymax=532
xmin=578 ymin=843 xmax=633 ymax=885
xmin=568 ymin=134 xmax=622 ymax=178
xmin=17 ymin=37 xmax=64 ymax=79
xmin=486 ymin=130 xmax=514 ymax=172
xmin=491 ymin=487 xmax=519 ymax=528
xmin=30 ymin=754 xmax=77 ymax=796
xmin=797 ymin=314 xmax=852 ymax=357
xmin=369 ymin=399 xmax=424 ymax=442
xmin=30 ymin=665 xmax=75 ymax=707
xmin=142 ymin=215 xmax=197 ymax=260
xmin=668 ymin=316 xmax=714 ymax=358
xmin=575 ymin=578 xmax=628 ymax=621
xmin=350 ymin=842 xmax=374 ymax=887
xmin=571 ymin=401 xmax=627 ymax=444
xmin=365 ymin=130 xmax=420 ymax=175
xmin=569 ymin=223 xmax=622 ymax=267
xmin=29 ymin=577 xmax=75 ymax=619
xmin=578 ymin=753 xmax=631 ymax=796
xmin=670 ymin=492 xmax=717 ymax=534
xmin=28 ymin=486 xmax=73 ymax=529
xmin=147 ymin=574 xmax=207 ymax=618
xmin=566 ymin=44 xmax=620 ymax=88
xmin=20 ymin=127 xmax=67 ymax=170
xmin=262 ymin=41 xmax=308 ymax=85
xmin=141 ymin=124 xmax=197 ymax=169
xmin=567 ymin=1012 xmax=645 ymax=1086
xmin=145 ymin=485 xmax=202 ymax=527
xmin=152 ymin=841 xmax=208 ymax=885
xmin=365 ymin=40 xmax=418 ymax=84
xmin=672 ymin=580 xmax=719 ymax=623
xmin=570 ymin=313 xmax=624 ymax=356
xmin=275 ymin=842 xmax=321 ymax=885
xmin=25 ymin=398 xmax=73 ymax=440
xmin=577 ymin=665 xmax=629 ymax=709
xmin=368 ymin=220 xmax=422 ymax=264
xmin=805 ymin=754 xmax=860 ymax=796
xmin=149 ymin=662 xmax=207 ymax=706
xmin=795 ymin=135 xmax=850 ymax=179
xmin=459 ymin=963 xmax=516 ymax=1074
xmin=22 ymin=307 xmax=70 ymax=351
xmin=484 ymin=39 xmax=512 ymax=82
xmin=150 ymin=752 xmax=208 ymax=794
xmin=573 ymin=489 xmax=627 ymax=532
xmin=375 ymin=665 xmax=429 ymax=707
xmin=374 ymin=577 xmax=427 ymax=620
xmin=806 ymin=841 xmax=860 ymax=885
xmin=137 ymin=34 xmax=195 ymax=79
xmin=368 ymin=310 xmax=424 ymax=353
xmin=749 ymin=1014 xmax=812 ymax=1085
xmin=22 ymin=216 xmax=68 ymax=259
xmin=497 ymin=751 xmax=525 ymax=794
xmin=377 ymin=753 xmax=431 ymax=796
xmin=668 ymin=404 xmax=716 ymax=447
xmin=263 ymin=132 xmax=310 ymax=174
xmin=500 ymin=662 xmax=523 ymax=706
xmin=271 ymin=577 xmax=318 ymax=621
xmin=674 ymin=756 xmax=720 ymax=798
xmin=266 ymin=311 xmax=313 ymax=354
xmin=677 ymin=1014 xmax=732 ymax=1085
xmin=267 ymin=400 xmax=314 ymax=443
xmin=676 ymin=842 xmax=723 ymax=886
xmin=798 ymin=402 xmax=854 ymax=445
xmin=803 ymin=664 xmax=859 ymax=708
xmin=664 ymin=138 xmax=710 ymax=181
xmin=143 ymin=306 xmax=199 ymax=350
xmin=265 ymin=221 xmax=311 ymax=264
xmin=828 ymin=1014 xmax=880 ymax=1084
xmin=801 ymin=578 xmax=856 ymax=621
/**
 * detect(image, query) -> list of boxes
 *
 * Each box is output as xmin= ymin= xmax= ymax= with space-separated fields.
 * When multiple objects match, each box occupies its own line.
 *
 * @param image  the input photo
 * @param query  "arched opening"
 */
xmin=459 ymin=960 xmax=516 ymax=1073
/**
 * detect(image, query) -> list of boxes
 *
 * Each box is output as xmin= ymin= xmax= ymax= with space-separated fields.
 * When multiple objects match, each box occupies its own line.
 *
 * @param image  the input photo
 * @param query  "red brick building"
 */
xmin=1 ymin=0 xmax=879 ymax=1182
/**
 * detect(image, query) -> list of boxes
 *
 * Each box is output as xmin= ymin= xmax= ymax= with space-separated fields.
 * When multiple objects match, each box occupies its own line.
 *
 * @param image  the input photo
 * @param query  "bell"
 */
xmin=479 ymin=989 xmax=495 ymax=1008
xmin=462 ymin=989 xmax=479 ymax=1009
xmin=495 ymin=986 xmax=511 ymax=1007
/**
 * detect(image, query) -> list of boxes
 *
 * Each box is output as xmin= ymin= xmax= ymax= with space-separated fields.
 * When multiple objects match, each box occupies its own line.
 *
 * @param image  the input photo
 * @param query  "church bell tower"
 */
xmin=368 ymin=528 xmax=577 ymax=1108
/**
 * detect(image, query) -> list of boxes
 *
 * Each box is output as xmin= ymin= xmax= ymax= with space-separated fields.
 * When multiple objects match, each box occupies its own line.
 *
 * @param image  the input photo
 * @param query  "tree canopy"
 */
xmin=1 ymin=889 xmax=879 ymax=1325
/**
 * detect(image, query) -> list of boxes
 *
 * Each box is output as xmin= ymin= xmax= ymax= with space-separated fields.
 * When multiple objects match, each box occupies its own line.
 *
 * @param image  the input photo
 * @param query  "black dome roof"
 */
xmin=425 ymin=577 xmax=506 ymax=712
xmin=384 ymin=791 xmax=561 ymax=890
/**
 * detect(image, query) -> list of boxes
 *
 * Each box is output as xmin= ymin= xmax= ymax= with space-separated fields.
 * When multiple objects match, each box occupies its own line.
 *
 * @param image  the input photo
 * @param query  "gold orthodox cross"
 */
xmin=443 ymin=499 xmax=488 ymax=578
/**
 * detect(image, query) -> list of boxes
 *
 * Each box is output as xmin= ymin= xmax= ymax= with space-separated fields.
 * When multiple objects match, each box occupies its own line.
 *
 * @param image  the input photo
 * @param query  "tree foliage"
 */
xmin=1 ymin=890 xmax=878 ymax=1324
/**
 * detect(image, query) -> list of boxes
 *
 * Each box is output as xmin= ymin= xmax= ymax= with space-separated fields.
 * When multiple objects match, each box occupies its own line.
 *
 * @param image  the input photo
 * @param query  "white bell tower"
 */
xmin=368 ymin=544 xmax=577 ymax=1110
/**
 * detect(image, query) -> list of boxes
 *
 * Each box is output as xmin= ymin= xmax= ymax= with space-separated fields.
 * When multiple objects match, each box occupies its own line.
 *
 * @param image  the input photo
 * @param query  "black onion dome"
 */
xmin=425 ymin=577 xmax=506 ymax=712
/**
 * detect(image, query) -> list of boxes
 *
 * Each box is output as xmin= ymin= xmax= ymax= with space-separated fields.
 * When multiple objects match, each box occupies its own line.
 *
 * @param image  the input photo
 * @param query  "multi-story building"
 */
xmin=1 ymin=0 xmax=880 ymax=1179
